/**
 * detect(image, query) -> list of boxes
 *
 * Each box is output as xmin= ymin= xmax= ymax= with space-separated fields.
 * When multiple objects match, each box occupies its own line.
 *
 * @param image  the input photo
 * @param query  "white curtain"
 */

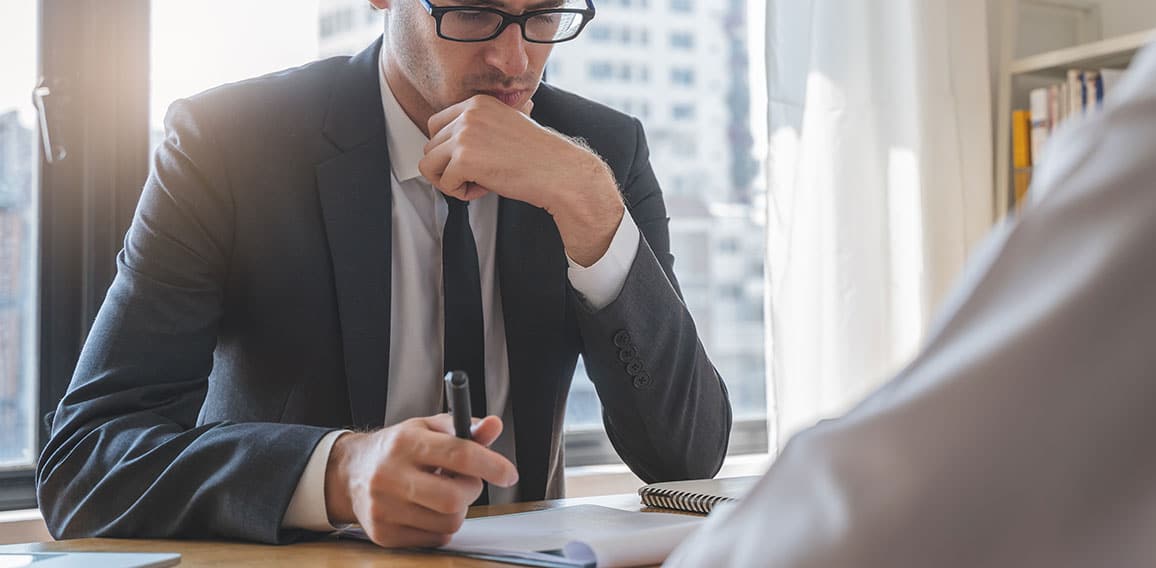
xmin=764 ymin=0 xmax=995 ymax=451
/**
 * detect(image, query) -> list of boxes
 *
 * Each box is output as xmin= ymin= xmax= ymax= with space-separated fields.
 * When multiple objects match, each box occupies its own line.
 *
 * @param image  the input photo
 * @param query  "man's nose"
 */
xmin=483 ymin=23 xmax=530 ymax=78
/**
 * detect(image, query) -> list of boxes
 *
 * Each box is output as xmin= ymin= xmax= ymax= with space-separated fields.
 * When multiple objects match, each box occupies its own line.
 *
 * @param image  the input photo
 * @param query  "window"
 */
xmin=672 ymin=103 xmax=696 ymax=120
xmin=670 ymin=31 xmax=695 ymax=49
xmin=671 ymin=67 xmax=696 ymax=86
xmin=588 ymin=61 xmax=614 ymax=80
xmin=558 ymin=0 xmax=768 ymax=467
xmin=589 ymin=25 xmax=612 ymax=42
xmin=0 ymin=0 xmax=39 ymax=474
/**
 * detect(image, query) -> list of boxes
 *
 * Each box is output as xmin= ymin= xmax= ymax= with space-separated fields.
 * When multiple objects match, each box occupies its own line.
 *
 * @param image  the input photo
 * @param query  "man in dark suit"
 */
xmin=36 ymin=0 xmax=732 ymax=549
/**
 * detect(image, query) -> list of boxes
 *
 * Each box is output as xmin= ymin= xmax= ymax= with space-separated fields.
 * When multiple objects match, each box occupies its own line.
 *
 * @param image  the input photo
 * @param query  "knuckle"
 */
xmin=465 ymin=485 xmax=483 ymax=506
xmin=445 ymin=514 xmax=465 ymax=534
xmin=404 ymin=475 xmax=421 ymax=504
xmin=455 ymin=147 xmax=477 ymax=168
xmin=429 ymin=490 xmax=457 ymax=514
xmin=380 ymin=430 xmax=405 ymax=455
xmin=444 ymin=444 xmax=465 ymax=470
xmin=412 ymin=437 xmax=431 ymax=462
xmin=466 ymin=476 xmax=484 ymax=497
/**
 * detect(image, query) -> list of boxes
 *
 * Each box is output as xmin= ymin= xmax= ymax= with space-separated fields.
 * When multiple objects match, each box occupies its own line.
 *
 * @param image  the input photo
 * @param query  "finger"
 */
xmin=396 ymin=502 xmax=469 ymax=535
xmin=417 ymin=139 xmax=454 ymax=188
xmin=434 ymin=443 xmax=518 ymax=488
xmin=460 ymin=182 xmax=491 ymax=201
xmin=428 ymin=99 xmax=472 ymax=140
xmin=422 ymin=413 xmax=457 ymax=436
xmin=403 ymin=467 xmax=483 ymax=514
xmin=365 ymin=522 xmax=453 ymax=549
xmin=420 ymin=142 xmax=491 ymax=201
xmin=423 ymin=414 xmax=501 ymax=443
xmin=470 ymin=416 xmax=504 ymax=447
xmin=520 ymin=98 xmax=535 ymax=117
xmin=438 ymin=160 xmax=474 ymax=200
xmin=438 ymin=163 xmax=495 ymax=202
xmin=424 ymin=114 xmax=461 ymax=155
xmin=410 ymin=428 xmax=519 ymax=487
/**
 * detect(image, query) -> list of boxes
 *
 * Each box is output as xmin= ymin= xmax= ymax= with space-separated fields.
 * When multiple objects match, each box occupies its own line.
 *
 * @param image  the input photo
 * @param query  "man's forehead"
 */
xmin=444 ymin=0 xmax=585 ymax=10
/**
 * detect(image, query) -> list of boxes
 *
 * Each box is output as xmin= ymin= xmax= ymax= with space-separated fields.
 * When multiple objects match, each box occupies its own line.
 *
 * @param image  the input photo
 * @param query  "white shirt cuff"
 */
xmin=282 ymin=430 xmax=350 ymax=531
xmin=566 ymin=211 xmax=641 ymax=310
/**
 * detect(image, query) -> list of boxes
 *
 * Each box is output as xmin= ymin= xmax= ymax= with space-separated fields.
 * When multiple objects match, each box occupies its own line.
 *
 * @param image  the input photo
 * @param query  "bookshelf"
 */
xmin=994 ymin=2 xmax=1156 ymax=220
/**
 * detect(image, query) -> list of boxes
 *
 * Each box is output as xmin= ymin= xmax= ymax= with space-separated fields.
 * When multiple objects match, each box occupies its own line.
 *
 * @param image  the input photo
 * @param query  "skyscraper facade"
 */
xmin=0 ymin=110 xmax=36 ymax=466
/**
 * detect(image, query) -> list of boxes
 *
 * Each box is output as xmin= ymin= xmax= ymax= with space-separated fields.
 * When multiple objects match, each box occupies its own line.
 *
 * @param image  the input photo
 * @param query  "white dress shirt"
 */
xmin=282 ymin=49 xmax=641 ymax=530
xmin=667 ymin=44 xmax=1156 ymax=567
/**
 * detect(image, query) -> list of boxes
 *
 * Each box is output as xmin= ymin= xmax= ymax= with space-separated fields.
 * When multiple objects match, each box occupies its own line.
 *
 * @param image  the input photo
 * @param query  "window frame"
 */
xmin=0 ymin=0 xmax=151 ymax=513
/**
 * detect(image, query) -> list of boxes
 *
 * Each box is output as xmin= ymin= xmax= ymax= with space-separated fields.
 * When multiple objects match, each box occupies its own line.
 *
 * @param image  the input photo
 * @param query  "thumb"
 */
xmin=470 ymin=415 xmax=504 ymax=447
xmin=520 ymin=98 xmax=535 ymax=118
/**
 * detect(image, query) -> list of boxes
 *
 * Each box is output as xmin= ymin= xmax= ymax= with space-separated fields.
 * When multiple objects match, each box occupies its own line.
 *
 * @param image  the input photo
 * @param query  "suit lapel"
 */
xmin=317 ymin=39 xmax=393 ymax=429
xmin=498 ymin=197 xmax=569 ymax=500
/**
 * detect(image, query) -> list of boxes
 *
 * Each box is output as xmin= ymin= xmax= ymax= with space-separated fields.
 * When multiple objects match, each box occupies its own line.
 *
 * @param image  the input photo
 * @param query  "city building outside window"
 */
xmin=672 ymin=103 xmax=696 ymax=120
xmin=0 ymin=0 xmax=39 ymax=472
xmin=670 ymin=67 xmax=696 ymax=86
xmin=670 ymin=31 xmax=694 ymax=49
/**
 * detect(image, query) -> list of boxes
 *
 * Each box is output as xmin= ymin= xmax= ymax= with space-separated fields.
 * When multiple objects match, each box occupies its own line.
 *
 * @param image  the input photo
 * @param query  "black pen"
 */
xmin=445 ymin=371 xmax=473 ymax=440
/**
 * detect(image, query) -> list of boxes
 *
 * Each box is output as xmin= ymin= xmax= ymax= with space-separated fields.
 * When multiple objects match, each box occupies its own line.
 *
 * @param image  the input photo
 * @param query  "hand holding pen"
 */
xmin=319 ymin=371 xmax=518 ymax=549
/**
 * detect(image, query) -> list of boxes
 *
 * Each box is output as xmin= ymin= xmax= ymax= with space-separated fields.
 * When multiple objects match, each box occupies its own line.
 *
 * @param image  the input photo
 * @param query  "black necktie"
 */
xmin=442 ymin=196 xmax=487 ymax=420
xmin=443 ymin=196 xmax=489 ymax=505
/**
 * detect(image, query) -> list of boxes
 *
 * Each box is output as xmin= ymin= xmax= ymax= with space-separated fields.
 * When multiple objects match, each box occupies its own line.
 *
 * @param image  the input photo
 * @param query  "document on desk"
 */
xmin=343 ymin=505 xmax=703 ymax=568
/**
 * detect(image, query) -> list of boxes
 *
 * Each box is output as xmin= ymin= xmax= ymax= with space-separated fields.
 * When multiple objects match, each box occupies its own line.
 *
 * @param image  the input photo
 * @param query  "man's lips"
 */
xmin=479 ymin=89 xmax=530 ymax=107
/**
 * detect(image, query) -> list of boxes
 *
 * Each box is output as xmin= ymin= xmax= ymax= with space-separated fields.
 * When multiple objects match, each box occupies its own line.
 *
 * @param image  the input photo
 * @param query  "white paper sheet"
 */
xmin=341 ymin=504 xmax=703 ymax=567
xmin=445 ymin=505 xmax=702 ymax=567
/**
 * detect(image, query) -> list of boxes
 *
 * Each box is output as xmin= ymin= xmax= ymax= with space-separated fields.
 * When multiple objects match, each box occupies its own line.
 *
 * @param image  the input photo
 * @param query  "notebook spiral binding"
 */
xmin=639 ymin=487 xmax=737 ymax=514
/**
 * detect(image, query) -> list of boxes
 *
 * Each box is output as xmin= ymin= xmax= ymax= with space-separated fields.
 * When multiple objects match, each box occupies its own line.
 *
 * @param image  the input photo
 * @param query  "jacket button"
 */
xmin=618 ymin=346 xmax=638 ymax=363
xmin=613 ymin=330 xmax=632 ymax=348
xmin=625 ymin=360 xmax=644 ymax=376
xmin=633 ymin=373 xmax=653 ymax=389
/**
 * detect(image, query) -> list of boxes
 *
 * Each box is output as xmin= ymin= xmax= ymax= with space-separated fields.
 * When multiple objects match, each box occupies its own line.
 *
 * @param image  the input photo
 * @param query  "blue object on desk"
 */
xmin=0 ymin=552 xmax=180 ymax=567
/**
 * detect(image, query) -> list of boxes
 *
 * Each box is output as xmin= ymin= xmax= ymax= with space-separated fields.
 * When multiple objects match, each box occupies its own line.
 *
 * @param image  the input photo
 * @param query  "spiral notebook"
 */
xmin=638 ymin=476 xmax=759 ymax=514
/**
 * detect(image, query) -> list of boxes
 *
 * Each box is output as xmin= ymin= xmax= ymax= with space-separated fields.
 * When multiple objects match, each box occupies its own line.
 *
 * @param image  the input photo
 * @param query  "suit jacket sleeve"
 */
xmin=35 ymin=99 xmax=332 ymax=544
xmin=666 ymin=45 xmax=1156 ymax=567
xmin=573 ymin=117 xmax=733 ymax=483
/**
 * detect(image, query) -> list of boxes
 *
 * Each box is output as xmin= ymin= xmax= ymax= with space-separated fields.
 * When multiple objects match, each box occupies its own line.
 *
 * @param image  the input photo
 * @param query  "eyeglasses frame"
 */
xmin=417 ymin=0 xmax=597 ymax=44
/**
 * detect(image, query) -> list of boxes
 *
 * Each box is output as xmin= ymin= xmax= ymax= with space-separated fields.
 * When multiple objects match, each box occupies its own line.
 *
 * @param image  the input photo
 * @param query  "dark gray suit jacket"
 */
xmin=36 ymin=39 xmax=732 ymax=543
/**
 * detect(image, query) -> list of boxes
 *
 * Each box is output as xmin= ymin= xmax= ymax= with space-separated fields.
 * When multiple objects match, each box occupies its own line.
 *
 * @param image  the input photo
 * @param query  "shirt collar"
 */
xmin=378 ymin=47 xmax=430 ymax=183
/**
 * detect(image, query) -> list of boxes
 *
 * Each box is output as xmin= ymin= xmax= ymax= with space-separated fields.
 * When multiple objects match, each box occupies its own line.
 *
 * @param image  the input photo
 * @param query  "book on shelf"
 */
xmin=1013 ymin=66 xmax=1129 ymax=206
xmin=1029 ymin=88 xmax=1050 ymax=166
xmin=1012 ymin=109 xmax=1033 ymax=207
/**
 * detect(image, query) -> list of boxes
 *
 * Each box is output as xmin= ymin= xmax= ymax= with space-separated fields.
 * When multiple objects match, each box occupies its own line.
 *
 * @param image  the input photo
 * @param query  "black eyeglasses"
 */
xmin=418 ymin=0 xmax=596 ymax=44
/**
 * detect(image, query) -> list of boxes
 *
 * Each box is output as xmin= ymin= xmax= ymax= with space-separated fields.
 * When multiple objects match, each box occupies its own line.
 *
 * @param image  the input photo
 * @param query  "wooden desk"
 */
xmin=0 ymin=494 xmax=664 ymax=567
